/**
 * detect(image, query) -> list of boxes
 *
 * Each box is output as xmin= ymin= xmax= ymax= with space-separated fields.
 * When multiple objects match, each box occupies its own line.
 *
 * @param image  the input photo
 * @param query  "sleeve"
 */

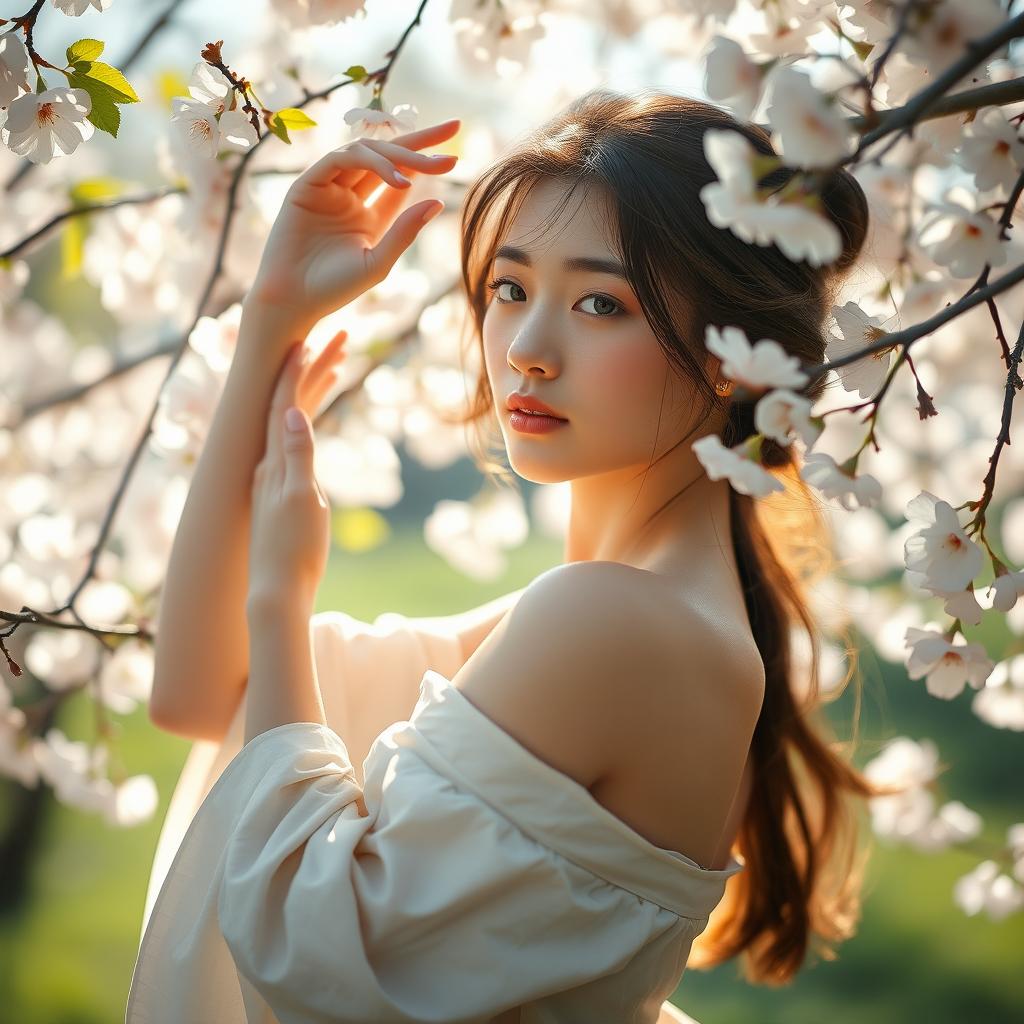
xmin=126 ymin=717 xmax=681 ymax=1024
xmin=137 ymin=609 xmax=464 ymax=948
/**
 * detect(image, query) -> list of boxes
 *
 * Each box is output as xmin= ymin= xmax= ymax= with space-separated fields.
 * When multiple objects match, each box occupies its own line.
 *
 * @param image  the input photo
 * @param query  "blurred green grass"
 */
xmin=1 ymin=524 xmax=1021 ymax=1023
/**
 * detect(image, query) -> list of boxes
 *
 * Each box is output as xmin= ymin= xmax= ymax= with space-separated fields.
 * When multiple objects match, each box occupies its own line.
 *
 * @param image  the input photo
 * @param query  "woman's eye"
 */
xmin=484 ymin=277 xmax=622 ymax=317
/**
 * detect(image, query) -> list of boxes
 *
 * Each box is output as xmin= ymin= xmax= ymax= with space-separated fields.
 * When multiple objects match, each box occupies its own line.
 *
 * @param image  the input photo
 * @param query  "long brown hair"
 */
xmin=447 ymin=87 xmax=909 ymax=984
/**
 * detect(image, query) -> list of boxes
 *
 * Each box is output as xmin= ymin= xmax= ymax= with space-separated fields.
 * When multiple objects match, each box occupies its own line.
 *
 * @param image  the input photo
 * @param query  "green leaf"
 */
xmin=66 ymin=38 xmax=104 ymax=65
xmin=69 ymin=60 xmax=139 ymax=104
xmin=273 ymin=107 xmax=317 ymax=131
xmin=65 ymin=70 xmax=121 ymax=137
xmin=35 ymin=74 xmax=47 ymax=94
xmin=267 ymin=113 xmax=292 ymax=145
xmin=345 ymin=64 xmax=367 ymax=82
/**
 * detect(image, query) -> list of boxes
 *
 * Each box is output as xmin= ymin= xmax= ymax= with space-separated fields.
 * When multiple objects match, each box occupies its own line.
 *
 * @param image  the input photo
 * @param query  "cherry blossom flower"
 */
xmin=186 ymin=61 xmax=233 ymax=116
xmin=344 ymin=102 xmax=418 ymax=140
xmin=424 ymin=489 xmax=529 ymax=581
xmin=904 ymin=625 xmax=994 ymax=699
xmin=800 ymin=451 xmax=882 ymax=510
xmin=766 ymin=66 xmax=854 ymax=169
xmin=923 ymin=585 xmax=986 ymax=628
xmin=269 ymin=0 xmax=367 ymax=28
xmin=699 ymin=127 xmax=843 ymax=265
xmin=900 ymin=0 xmax=1006 ymax=75
xmin=170 ymin=96 xmax=220 ymax=159
xmin=1 ymin=86 xmax=94 ymax=164
xmin=218 ymin=108 xmax=258 ymax=153
xmin=753 ymin=387 xmax=821 ymax=448
xmin=838 ymin=0 xmax=895 ymax=44
xmin=917 ymin=191 xmax=1008 ymax=278
xmin=705 ymin=323 xmax=810 ymax=391
xmin=449 ymin=0 xmax=546 ymax=73
xmin=955 ymin=106 xmax=1024 ymax=193
xmin=703 ymin=34 xmax=762 ymax=120
xmin=0 ymin=32 xmax=32 ymax=108
xmin=50 ymin=0 xmax=113 ymax=14
xmin=906 ymin=800 xmax=983 ymax=853
xmin=953 ymin=860 xmax=1024 ymax=921
xmin=972 ymin=653 xmax=1024 ymax=731
xmin=825 ymin=300 xmax=896 ymax=400
xmin=746 ymin=1 xmax=831 ymax=57
xmin=987 ymin=567 xmax=1024 ymax=612
xmin=903 ymin=490 xmax=985 ymax=593
xmin=863 ymin=736 xmax=941 ymax=841
xmin=692 ymin=434 xmax=786 ymax=497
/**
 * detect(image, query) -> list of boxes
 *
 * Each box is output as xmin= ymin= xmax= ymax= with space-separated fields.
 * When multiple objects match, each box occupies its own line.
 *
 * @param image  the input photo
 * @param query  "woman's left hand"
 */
xmin=247 ymin=336 xmax=346 ymax=610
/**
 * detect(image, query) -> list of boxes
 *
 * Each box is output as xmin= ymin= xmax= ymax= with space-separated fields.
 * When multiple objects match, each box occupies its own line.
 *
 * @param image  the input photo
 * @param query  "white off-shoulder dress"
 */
xmin=126 ymin=609 xmax=743 ymax=1024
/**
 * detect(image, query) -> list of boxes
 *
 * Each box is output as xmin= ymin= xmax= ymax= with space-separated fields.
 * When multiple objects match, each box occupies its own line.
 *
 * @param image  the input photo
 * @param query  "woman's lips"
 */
xmin=508 ymin=409 xmax=569 ymax=434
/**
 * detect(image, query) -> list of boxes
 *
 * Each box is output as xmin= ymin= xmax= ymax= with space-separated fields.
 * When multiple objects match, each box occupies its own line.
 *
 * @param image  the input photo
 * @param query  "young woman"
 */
xmin=129 ymin=89 xmax=901 ymax=1023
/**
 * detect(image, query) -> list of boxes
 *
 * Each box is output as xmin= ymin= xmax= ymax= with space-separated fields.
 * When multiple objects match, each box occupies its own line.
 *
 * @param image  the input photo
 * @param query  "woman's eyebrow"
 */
xmin=494 ymin=244 xmax=627 ymax=280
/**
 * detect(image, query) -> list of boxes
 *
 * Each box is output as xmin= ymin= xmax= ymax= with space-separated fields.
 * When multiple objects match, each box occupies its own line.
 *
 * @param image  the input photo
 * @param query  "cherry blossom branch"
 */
xmin=846 ymin=12 xmax=1024 ymax=166
xmin=865 ymin=0 xmax=921 ymax=93
xmin=803 ymin=256 xmax=1024 ymax=380
xmin=963 ymin=315 xmax=1024 ymax=541
xmin=0 ymin=1 xmax=437 ymax=682
xmin=842 ymin=75 xmax=1024 ymax=140
xmin=0 ymin=166 xmax=304 ymax=264
xmin=2 ymin=0 xmax=190 ymax=194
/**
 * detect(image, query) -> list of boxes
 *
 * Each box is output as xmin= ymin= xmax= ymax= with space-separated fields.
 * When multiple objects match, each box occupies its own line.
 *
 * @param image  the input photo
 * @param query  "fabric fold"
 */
xmin=129 ymin=609 xmax=744 ymax=1024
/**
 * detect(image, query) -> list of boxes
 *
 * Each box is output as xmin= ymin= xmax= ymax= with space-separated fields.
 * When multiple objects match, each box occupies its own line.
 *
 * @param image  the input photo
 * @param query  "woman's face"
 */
xmin=482 ymin=178 xmax=699 ymax=484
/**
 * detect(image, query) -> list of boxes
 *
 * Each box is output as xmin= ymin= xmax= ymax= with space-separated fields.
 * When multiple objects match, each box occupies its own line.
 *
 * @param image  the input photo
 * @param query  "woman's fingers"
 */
xmin=263 ymin=342 xmax=306 ymax=473
xmin=298 ymin=330 xmax=348 ymax=414
xmin=351 ymin=140 xmax=458 ymax=201
xmin=299 ymin=118 xmax=460 ymax=195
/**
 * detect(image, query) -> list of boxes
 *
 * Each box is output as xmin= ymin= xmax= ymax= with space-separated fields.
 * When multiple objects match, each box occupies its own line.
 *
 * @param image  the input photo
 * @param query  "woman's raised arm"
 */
xmin=148 ymin=118 xmax=461 ymax=740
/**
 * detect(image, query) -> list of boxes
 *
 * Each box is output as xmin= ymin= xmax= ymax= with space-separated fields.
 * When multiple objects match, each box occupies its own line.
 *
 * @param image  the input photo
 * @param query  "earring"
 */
xmin=715 ymin=379 xmax=733 ymax=396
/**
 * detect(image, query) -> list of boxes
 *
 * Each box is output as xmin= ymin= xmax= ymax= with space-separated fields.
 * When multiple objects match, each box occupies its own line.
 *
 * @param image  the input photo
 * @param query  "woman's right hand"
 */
xmin=246 ymin=117 xmax=461 ymax=330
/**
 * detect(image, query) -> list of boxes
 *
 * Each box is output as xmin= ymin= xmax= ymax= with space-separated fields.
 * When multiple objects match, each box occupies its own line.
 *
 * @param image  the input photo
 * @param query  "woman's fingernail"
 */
xmin=286 ymin=407 xmax=305 ymax=432
xmin=421 ymin=202 xmax=443 ymax=224
xmin=394 ymin=170 xmax=411 ymax=185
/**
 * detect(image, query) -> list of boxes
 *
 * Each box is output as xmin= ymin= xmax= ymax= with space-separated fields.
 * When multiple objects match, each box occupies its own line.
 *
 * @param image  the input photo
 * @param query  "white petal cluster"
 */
xmin=917 ymin=191 xmax=1009 ymax=278
xmin=703 ymin=34 xmax=762 ymax=121
xmin=753 ymin=387 xmax=821 ymax=449
xmin=50 ymin=0 xmax=114 ymax=14
xmin=955 ymin=105 xmax=1024 ymax=193
xmin=0 ymin=32 xmax=32 ymax=108
xmin=863 ymin=737 xmax=942 ymax=841
xmin=169 ymin=62 xmax=256 ymax=162
xmin=705 ymin=322 xmax=810 ymax=391
xmin=903 ymin=490 xmax=985 ymax=594
xmin=953 ymin=860 xmax=1024 ymax=921
xmin=691 ymin=434 xmax=786 ymax=497
xmin=269 ymin=0 xmax=367 ymax=28
xmin=33 ymin=725 xmax=158 ymax=825
xmin=825 ymin=300 xmax=896 ymax=401
xmin=800 ymin=451 xmax=882 ymax=510
xmin=904 ymin=625 xmax=994 ymax=699
xmin=343 ymin=102 xmax=418 ymax=141
xmin=449 ymin=0 xmax=547 ymax=74
xmin=766 ymin=66 xmax=855 ymax=170
xmin=0 ymin=86 xmax=94 ymax=164
xmin=424 ymin=488 xmax=529 ymax=581
xmin=700 ymin=128 xmax=843 ymax=266
xmin=972 ymin=653 xmax=1024 ymax=731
